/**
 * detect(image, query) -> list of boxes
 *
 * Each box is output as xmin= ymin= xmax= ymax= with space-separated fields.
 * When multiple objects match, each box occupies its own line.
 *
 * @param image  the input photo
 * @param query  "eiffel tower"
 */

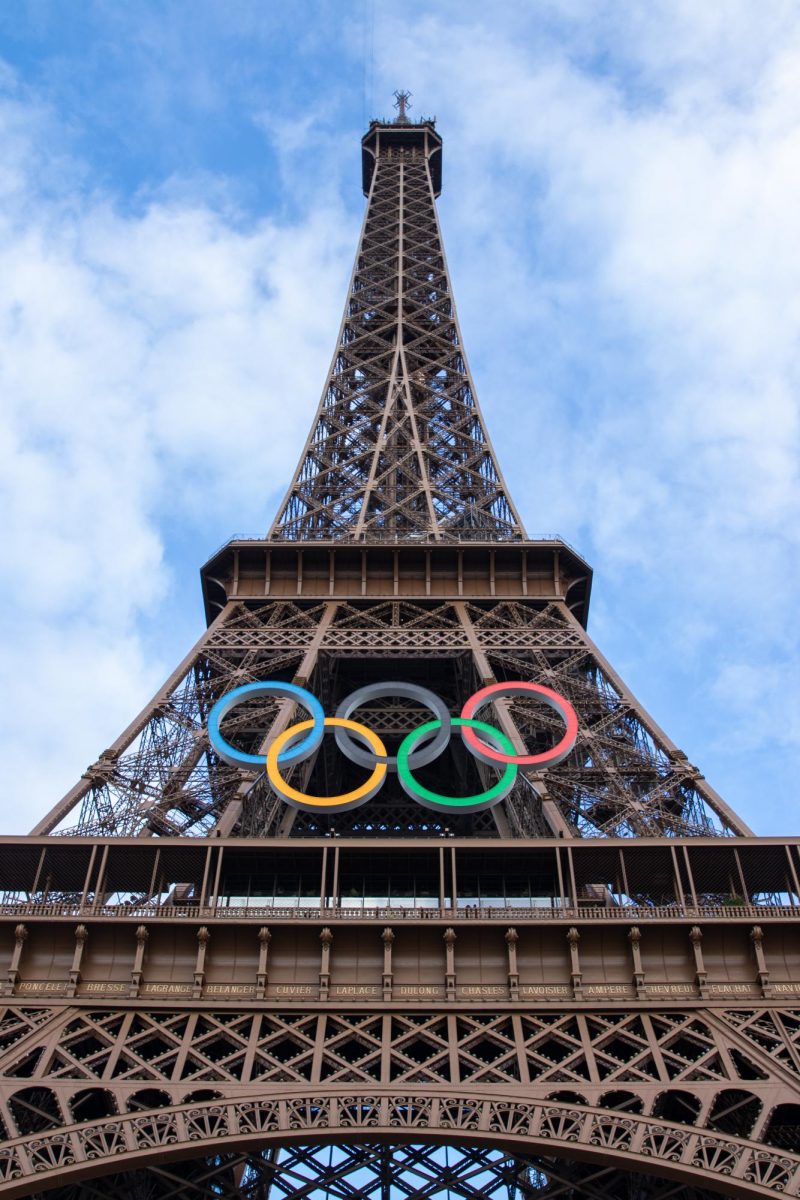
xmin=2 ymin=97 xmax=799 ymax=1200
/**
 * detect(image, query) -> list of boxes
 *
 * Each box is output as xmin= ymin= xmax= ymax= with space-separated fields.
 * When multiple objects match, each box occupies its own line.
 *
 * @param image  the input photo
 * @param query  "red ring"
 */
xmin=460 ymin=681 xmax=578 ymax=768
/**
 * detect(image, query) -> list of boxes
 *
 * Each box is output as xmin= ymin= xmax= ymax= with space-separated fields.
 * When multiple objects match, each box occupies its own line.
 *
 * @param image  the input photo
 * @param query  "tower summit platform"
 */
xmin=361 ymin=113 xmax=442 ymax=196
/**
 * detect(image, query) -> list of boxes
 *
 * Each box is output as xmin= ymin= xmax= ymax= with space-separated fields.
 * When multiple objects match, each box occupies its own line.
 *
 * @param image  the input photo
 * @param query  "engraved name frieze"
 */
xmin=397 ymin=986 xmax=444 ymax=997
xmin=583 ymin=984 xmax=634 ymax=996
xmin=142 ymin=984 xmax=193 ymax=995
xmin=519 ymin=985 xmax=571 ymax=997
xmin=707 ymin=983 xmax=758 ymax=995
xmin=16 ymin=981 xmax=66 ymax=994
xmin=331 ymin=986 xmax=380 ymax=996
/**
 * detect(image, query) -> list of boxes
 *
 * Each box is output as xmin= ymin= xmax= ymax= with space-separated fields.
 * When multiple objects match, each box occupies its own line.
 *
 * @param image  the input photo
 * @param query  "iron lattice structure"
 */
xmin=269 ymin=116 xmax=521 ymax=543
xmin=2 ymin=107 xmax=796 ymax=1200
xmin=35 ymin=595 xmax=748 ymax=841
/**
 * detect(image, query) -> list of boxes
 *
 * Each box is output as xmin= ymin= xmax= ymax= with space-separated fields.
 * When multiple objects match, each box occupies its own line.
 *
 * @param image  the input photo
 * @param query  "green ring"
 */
xmin=397 ymin=718 xmax=518 ymax=813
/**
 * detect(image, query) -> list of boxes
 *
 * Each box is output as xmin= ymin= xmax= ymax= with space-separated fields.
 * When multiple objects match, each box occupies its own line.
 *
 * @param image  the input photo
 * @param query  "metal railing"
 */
xmin=0 ymin=901 xmax=795 ymax=922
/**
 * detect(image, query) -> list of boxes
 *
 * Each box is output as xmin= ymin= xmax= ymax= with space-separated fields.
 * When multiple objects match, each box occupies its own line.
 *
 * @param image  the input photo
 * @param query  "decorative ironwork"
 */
xmin=3 ymin=1086 xmax=800 ymax=1198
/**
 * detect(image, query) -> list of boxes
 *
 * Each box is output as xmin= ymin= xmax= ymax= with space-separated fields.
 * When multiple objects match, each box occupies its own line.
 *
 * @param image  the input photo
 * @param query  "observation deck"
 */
xmin=1 ymin=836 xmax=796 ymax=1009
xmin=361 ymin=116 xmax=442 ymax=196
xmin=201 ymin=538 xmax=593 ymax=626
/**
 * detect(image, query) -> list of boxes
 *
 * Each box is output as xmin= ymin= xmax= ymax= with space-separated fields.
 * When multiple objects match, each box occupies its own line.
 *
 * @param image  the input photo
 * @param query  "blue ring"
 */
xmin=208 ymin=682 xmax=324 ymax=768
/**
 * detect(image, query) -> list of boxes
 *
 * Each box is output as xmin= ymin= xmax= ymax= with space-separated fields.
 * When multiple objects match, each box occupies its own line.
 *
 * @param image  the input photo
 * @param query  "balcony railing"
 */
xmin=0 ymin=901 xmax=795 ymax=922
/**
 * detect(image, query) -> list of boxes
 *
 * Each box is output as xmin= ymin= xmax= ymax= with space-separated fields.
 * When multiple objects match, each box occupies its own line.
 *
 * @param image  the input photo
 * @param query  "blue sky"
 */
xmin=1 ymin=1 xmax=799 ymax=835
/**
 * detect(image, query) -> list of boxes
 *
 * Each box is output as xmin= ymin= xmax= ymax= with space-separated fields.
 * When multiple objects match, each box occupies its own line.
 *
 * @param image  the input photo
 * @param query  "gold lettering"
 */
xmin=585 ymin=985 xmax=630 ymax=995
xmin=519 ymin=986 xmax=571 ymax=996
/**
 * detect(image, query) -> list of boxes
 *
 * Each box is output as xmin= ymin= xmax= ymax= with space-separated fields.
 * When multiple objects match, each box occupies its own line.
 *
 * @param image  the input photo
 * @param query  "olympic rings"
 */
xmin=460 ymin=681 xmax=578 ymax=769
xmin=267 ymin=717 xmax=388 ymax=813
xmin=207 ymin=676 xmax=578 ymax=814
xmin=207 ymin=681 xmax=324 ymax=768
xmin=335 ymin=682 xmax=451 ymax=770
xmin=397 ymin=718 xmax=518 ymax=814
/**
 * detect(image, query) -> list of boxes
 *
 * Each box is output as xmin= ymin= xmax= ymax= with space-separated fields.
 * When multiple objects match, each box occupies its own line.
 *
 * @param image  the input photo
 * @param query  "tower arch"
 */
xmin=0 ymin=1090 xmax=796 ymax=1198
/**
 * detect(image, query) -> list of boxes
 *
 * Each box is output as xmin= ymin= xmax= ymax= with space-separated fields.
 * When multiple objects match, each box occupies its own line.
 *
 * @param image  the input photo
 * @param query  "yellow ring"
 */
xmin=266 ymin=717 xmax=388 ymax=811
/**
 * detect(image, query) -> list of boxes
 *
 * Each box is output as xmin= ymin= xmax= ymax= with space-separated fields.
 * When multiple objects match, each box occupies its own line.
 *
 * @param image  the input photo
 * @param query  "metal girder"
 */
xmin=31 ymin=598 xmax=749 ymax=840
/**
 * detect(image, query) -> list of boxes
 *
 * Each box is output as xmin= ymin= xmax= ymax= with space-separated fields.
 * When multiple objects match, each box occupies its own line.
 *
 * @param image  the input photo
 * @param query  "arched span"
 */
xmin=0 ymin=1089 xmax=797 ymax=1199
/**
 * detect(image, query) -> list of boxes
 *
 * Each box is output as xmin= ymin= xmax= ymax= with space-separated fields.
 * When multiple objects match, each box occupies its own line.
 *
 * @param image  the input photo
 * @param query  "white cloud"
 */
xmin=0 ymin=78 xmax=354 ymax=831
xmin=374 ymin=3 xmax=800 ymax=829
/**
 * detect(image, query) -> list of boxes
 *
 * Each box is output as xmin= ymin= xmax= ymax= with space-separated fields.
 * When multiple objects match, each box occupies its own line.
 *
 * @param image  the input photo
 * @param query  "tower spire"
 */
xmin=393 ymin=88 xmax=412 ymax=122
xmin=269 ymin=109 xmax=524 ymax=543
